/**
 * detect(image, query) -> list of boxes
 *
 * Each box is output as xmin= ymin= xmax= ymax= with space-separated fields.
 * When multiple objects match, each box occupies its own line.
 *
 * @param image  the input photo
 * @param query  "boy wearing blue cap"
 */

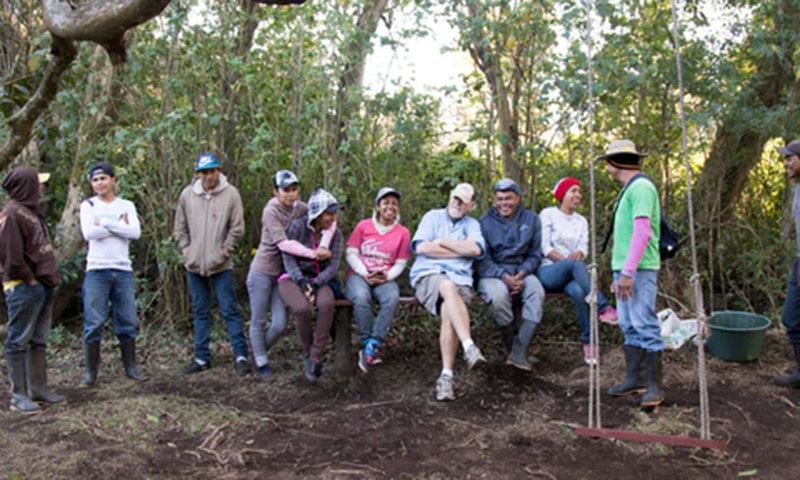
xmin=174 ymin=153 xmax=250 ymax=376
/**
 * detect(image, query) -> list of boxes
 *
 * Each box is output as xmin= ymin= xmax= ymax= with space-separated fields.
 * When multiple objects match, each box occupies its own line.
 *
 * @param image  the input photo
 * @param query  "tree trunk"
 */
xmin=330 ymin=0 xmax=390 ymax=191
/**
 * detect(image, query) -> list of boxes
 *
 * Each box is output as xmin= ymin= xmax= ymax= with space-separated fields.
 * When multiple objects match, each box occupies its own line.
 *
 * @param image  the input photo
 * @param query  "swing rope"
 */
xmin=583 ymin=0 xmax=712 ymax=441
xmin=669 ymin=0 xmax=711 ymax=440
xmin=584 ymin=0 xmax=602 ymax=430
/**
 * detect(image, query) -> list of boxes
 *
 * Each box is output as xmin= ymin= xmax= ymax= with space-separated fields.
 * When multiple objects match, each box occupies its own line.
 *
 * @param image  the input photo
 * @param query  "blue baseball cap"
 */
xmin=195 ymin=153 xmax=221 ymax=172
xmin=493 ymin=178 xmax=522 ymax=198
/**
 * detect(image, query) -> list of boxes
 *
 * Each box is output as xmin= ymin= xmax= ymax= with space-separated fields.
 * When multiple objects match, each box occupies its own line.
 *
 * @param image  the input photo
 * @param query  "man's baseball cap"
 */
xmin=777 ymin=140 xmax=800 ymax=157
xmin=450 ymin=183 xmax=475 ymax=203
xmin=38 ymin=173 xmax=50 ymax=184
xmin=274 ymin=170 xmax=300 ymax=189
xmin=87 ymin=161 xmax=115 ymax=181
xmin=493 ymin=178 xmax=522 ymax=198
xmin=195 ymin=153 xmax=221 ymax=171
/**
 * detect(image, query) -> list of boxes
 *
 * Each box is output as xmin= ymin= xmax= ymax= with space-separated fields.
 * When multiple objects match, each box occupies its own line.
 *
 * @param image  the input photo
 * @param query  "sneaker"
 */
xmin=599 ymin=306 xmax=618 ymax=325
xmin=464 ymin=344 xmax=487 ymax=370
xmin=257 ymin=364 xmax=276 ymax=382
xmin=302 ymin=357 xmax=318 ymax=383
xmin=235 ymin=358 xmax=251 ymax=376
xmin=583 ymin=344 xmax=598 ymax=366
xmin=371 ymin=346 xmax=383 ymax=365
xmin=182 ymin=360 xmax=211 ymax=375
xmin=358 ymin=349 xmax=374 ymax=374
xmin=435 ymin=375 xmax=456 ymax=402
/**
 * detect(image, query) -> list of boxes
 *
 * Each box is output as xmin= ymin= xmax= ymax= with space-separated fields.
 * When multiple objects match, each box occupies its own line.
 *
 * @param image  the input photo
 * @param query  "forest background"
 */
xmin=1 ymin=0 xmax=797 ymax=332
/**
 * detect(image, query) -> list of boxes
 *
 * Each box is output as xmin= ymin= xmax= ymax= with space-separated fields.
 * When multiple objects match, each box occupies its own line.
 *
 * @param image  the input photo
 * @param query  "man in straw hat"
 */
xmin=409 ymin=183 xmax=488 ymax=401
xmin=774 ymin=139 xmax=800 ymax=388
xmin=600 ymin=139 xmax=665 ymax=407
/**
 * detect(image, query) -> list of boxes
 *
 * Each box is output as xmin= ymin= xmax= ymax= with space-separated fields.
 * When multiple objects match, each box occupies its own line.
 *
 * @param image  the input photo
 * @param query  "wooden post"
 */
xmin=334 ymin=306 xmax=353 ymax=376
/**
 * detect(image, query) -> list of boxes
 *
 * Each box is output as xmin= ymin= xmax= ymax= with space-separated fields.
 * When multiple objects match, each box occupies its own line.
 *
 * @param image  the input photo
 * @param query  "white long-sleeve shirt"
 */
xmin=540 ymin=206 xmax=588 ymax=267
xmin=80 ymin=196 xmax=141 ymax=271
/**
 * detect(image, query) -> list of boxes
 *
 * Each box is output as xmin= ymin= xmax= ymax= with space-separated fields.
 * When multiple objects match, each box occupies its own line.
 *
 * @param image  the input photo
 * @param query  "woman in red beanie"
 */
xmin=538 ymin=177 xmax=617 ymax=365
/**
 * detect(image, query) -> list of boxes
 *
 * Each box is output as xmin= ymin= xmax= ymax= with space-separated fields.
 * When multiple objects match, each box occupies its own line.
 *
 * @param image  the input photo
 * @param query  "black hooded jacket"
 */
xmin=0 ymin=167 xmax=59 ymax=287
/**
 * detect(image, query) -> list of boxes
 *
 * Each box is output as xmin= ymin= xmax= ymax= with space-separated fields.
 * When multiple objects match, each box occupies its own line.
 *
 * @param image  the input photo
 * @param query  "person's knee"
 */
xmin=564 ymin=282 xmax=584 ymax=300
xmin=439 ymin=279 xmax=460 ymax=298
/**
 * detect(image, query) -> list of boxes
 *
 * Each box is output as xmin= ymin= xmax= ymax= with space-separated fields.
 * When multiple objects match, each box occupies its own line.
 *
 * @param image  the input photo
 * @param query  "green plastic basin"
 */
xmin=706 ymin=311 xmax=771 ymax=362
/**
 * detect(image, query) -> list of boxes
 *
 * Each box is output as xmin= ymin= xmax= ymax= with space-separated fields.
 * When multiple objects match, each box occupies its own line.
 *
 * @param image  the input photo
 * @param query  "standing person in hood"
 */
xmin=174 ymin=153 xmax=250 ymax=376
xmin=476 ymin=178 xmax=545 ymax=373
xmin=79 ymin=161 xmax=148 ymax=388
xmin=0 ymin=166 xmax=66 ymax=414
xmin=278 ymin=189 xmax=343 ymax=383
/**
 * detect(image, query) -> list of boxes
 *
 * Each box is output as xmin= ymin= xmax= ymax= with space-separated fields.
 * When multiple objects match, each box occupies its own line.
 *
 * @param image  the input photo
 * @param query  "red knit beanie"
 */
xmin=553 ymin=177 xmax=581 ymax=202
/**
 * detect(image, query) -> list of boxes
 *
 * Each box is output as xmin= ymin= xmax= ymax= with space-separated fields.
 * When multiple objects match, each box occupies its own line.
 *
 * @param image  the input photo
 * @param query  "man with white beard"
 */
xmin=409 ymin=183 xmax=487 ymax=401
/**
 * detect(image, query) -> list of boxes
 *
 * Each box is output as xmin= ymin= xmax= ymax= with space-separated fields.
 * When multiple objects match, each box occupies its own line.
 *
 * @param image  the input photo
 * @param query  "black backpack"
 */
xmin=601 ymin=173 xmax=681 ymax=261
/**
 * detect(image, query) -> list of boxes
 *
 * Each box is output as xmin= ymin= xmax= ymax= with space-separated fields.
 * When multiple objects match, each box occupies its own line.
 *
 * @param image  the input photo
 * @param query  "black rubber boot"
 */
xmin=498 ymin=325 xmax=516 ymax=352
xmin=608 ymin=345 xmax=646 ymax=396
xmin=27 ymin=347 xmax=67 ymax=405
xmin=506 ymin=338 xmax=534 ymax=371
xmin=641 ymin=350 xmax=665 ymax=407
xmin=6 ymin=351 xmax=41 ymax=414
xmin=773 ymin=344 xmax=800 ymax=388
xmin=120 ymin=338 xmax=149 ymax=382
xmin=79 ymin=342 xmax=101 ymax=388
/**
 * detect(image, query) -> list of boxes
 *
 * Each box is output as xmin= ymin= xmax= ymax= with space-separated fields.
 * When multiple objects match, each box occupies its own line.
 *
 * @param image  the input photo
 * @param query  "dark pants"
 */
xmin=783 ymin=259 xmax=800 ymax=346
xmin=278 ymin=280 xmax=334 ymax=360
xmin=4 ymin=283 xmax=54 ymax=356
xmin=187 ymin=270 xmax=249 ymax=362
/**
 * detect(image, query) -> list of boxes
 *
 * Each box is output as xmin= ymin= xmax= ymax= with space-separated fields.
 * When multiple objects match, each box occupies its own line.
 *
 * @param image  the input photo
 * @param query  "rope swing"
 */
xmin=575 ymin=0 xmax=723 ymax=450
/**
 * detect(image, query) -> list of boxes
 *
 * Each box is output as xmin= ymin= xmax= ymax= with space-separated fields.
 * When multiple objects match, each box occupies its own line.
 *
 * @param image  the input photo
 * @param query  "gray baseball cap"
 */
xmin=375 ymin=187 xmax=401 ymax=205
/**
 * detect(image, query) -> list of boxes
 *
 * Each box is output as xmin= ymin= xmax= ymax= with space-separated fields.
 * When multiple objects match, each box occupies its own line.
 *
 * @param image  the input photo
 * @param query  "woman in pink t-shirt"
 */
xmin=345 ymin=187 xmax=411 ymax=373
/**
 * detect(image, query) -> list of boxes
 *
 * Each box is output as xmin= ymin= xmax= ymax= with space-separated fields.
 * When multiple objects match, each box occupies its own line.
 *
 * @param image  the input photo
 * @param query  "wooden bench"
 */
xmin=332 ymin=292 xmax=568 ymax=375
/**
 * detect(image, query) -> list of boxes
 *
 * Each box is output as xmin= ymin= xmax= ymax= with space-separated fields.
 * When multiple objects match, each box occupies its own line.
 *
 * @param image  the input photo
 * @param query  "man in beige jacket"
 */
xmin=174 ymin=153 xmax=250 ymax=375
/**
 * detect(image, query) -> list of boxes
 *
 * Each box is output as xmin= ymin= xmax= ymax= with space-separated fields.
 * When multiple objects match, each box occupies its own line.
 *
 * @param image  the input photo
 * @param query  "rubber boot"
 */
xmin=27 ymin=348 xmax=67 ymax=405
xmin=506 ymin=337 xmax=534 ymax=371
xmin=608 ymin=345 xmax=646 ymax=396
xmin=120 ymin=338 xmax=149 ymax=382
xmin=641 ymin=350 xmax=665 ymax=407
xmin=773 ymin=344 xmax=800 ymax=388
xmin=6 ymin=351 xmax=41 ymax=414
xmin=79 ymin=342 xmax=101 ymax=388
xmin=498 ymin=325 xmax=515 ymax=352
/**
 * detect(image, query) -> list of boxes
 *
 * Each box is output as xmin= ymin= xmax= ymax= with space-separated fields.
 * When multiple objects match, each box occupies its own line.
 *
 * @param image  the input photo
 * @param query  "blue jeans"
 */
xmin=246 ymin=269 xmax=287 ymax=365
xmin=614 ymin=270 xmax=663 ymax=352
xmin=538 ymin=260 xmax=611 ymax=344
xmin=345 ymin=274 xmax=400 ymax=343
xmin=782 ymin=259 xmax=800 ymax=345
xmin=187 ymin=270 xmax=249 ymax=362
xmin=82 ymin=269 xmax=139 ymax=344
xmin=4 ymin=283 xmax=54 ymax=356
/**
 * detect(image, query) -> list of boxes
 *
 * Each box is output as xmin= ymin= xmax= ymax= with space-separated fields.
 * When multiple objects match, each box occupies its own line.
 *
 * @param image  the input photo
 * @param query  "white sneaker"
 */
xmin=464 ymin=344 xmax=487 ymax=370
xmin=436 ymin=375 xmax=455 ymax=401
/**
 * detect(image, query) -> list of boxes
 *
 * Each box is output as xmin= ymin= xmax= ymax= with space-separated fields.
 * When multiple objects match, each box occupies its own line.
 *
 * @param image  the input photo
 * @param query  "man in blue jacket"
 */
xmin=477 ymin=178 xmax=545 ymax=371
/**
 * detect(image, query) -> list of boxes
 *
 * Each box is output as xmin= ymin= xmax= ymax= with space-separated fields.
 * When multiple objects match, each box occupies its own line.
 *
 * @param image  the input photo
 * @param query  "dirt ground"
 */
xmin=1 ymin=310 xmax=799 ymax=480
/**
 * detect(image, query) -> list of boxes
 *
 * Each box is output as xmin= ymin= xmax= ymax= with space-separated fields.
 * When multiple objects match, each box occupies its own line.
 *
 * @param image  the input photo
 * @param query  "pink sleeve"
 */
xmin=346 ymin=221 xmax=362 ymax=249
xmin=277 ymin=239 xmax=315 ymax=259
xmin=320 ymin=220 xmax=337 ymax=249
xmin=397 ymin=228 xmax=412 ymax=260
xmin=623 ymin=217 xmax=652 ymax=274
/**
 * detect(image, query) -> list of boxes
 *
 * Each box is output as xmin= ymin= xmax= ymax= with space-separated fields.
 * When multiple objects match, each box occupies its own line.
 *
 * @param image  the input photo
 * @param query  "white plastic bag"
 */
xmin=658 ymin=308 xmax=699 ymax=350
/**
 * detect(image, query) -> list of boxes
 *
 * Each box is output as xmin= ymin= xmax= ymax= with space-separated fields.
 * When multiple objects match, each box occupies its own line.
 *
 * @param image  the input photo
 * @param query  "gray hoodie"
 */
xmin=173 ymin=173 xmax=245 ymax=276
